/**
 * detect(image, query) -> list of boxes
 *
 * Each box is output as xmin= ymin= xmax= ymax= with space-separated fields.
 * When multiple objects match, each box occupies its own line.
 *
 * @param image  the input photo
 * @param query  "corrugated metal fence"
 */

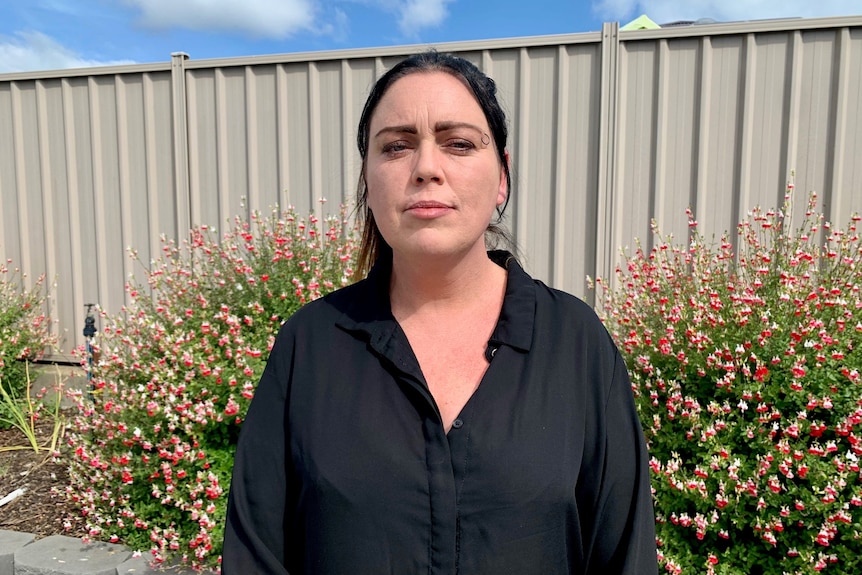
xmin=2 ymin=16 xmax=861 ymax=357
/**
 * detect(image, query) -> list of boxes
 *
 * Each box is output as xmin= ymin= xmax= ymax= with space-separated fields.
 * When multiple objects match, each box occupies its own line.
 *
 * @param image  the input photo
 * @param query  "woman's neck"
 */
xmin=389 ymin=245 xmax=506 ymax=318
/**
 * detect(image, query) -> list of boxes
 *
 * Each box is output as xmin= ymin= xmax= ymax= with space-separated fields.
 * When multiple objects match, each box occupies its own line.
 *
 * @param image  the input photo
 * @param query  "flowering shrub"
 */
xmin=64 ymin=204 xmax=357 ymax=571
xmin=595 ymin=185 xmax=862 ymax=574
xmin=0 ymin=258 xmax=54 ymax=404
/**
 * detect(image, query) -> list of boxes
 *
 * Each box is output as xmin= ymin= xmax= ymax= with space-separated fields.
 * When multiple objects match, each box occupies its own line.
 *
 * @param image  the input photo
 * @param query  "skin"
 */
xmin=365 ymin=70 xmax=508 ymax=273
xmin=364 ymin=71 xmax=510 ymax=431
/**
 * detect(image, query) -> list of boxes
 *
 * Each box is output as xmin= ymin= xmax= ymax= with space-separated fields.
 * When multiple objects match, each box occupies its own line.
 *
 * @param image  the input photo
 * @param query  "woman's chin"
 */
xmin=391 ymin=238 xmax=487 ymax=263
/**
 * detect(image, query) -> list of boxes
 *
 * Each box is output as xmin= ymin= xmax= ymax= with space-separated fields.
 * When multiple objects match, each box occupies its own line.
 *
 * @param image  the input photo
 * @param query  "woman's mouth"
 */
xmin=406 ymin=201 xmax=453 ymax=219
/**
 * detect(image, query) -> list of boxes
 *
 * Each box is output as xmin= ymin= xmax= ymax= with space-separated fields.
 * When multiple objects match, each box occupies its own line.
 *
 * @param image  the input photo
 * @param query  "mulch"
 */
xmin=0 ymin=416 xmax=86 ymax=538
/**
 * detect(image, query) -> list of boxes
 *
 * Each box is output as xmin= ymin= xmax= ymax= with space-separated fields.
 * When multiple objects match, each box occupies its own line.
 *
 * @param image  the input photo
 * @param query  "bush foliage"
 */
xmin=64 ymin=205 xmax=357 ymax=571
xmin=596 ymin=185 xmax=862 ymax=574
xmin=0 ymin=258 xmax=55 ymax=408
xmin=64 ymin=182 xmax=862 ymax=572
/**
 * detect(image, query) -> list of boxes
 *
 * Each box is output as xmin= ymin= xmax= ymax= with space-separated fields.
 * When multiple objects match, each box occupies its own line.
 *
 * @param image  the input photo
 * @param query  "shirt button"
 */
xmin=452 ymin=419 xmax=464 ymax=429
xmin=490 ymin=347 xmax=497 ymax=357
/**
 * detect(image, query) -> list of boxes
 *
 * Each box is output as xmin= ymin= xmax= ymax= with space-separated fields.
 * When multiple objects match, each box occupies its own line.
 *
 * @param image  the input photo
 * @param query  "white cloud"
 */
xmin=396 ymin=0 xmax=455 ymax=36
xmin=0 ymin=31 xmax=135 ymax=74
xmin=336 ymin=0 xmax=456 ymax=40
xmin=594 ymin=0 xmax=861 ymax=25
xmin=124 ymin=0 xmax=318 ymax=39
xmin=594 ymin=0 xmax=637 ymax=20
xmin=36 ymin=0 xmax=79 ymax=16
xmin=34 ymin=0 xmax=82 ymax=16
xmin=320 ymin=8 xmax=351 ymax=43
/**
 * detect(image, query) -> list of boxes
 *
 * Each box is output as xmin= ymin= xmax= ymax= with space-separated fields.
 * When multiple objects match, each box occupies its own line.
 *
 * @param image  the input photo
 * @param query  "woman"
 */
xmin=223 ymin=51 xmax=658 ymax=574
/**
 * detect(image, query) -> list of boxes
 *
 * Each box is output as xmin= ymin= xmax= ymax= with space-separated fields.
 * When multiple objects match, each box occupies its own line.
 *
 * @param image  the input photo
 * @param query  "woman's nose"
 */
xmin=412 ymin=144 xmax=443 ymax=184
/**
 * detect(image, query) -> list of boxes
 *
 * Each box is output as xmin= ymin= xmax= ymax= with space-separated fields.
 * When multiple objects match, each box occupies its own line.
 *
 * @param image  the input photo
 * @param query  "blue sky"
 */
xmin=0 ymin=1 xmax=860 ymax=74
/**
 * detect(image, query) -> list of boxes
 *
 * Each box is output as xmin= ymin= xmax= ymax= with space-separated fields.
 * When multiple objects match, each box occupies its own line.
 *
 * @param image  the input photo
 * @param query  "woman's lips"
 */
xmin=405 ymin=201 xmax=453 ymax=219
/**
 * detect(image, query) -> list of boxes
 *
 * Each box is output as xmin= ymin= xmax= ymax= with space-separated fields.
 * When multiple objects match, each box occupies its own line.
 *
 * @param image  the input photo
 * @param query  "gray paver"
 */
xmin=114 ymin=555 xmax=160 ymax=575
xmin=0 ymin=531 xmax=219 ymax=575
xmin=13 ymin=535 xmax=130 ymax=575
xmin=115 ymin=555 xmax=217 ymax=574
xmin=0 ymin=531 xmax=35 ymax=575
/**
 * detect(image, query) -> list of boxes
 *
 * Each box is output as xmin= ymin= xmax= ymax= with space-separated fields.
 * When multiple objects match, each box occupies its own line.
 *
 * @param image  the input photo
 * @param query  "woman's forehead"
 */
xmin=371 ymin=71 xmax=487 ymax=127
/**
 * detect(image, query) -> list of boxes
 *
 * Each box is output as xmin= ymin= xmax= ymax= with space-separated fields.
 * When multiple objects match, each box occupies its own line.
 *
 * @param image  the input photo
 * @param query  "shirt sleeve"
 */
xmin=222 ymin=332 xmax=292 ymax=574
xmin=588 ymin=345 xmax=659 ymax=574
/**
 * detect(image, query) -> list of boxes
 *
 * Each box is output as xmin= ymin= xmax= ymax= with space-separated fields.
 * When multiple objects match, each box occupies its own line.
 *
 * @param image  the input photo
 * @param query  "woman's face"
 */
xmin=364 ymin=71 xmax=507 ymax=263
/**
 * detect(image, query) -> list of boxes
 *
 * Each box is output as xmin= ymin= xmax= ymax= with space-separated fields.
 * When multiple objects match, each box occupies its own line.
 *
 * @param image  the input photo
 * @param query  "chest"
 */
xmin=404 ymin=326 xmax=492 ymax=432
xmin=288 ymin=337 xmax=591 ymax=504
xmin=284 ymin=319 xmax=600 ymax=573
xmin=285 ymin=343 xmax=592 ymax=573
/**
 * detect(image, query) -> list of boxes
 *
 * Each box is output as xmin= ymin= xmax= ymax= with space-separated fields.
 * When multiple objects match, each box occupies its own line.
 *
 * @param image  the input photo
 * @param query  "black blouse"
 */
xmin=223 ymin=251 xmax=658 ymax=574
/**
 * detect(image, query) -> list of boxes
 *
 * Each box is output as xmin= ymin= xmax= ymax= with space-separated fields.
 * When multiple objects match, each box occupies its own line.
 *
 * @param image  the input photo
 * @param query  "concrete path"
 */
xmin=0 ymin=530 xmax=218 ymax=575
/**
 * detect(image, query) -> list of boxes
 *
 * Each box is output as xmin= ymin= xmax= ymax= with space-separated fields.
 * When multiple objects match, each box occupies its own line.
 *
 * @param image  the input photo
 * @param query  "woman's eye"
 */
xmin=381 ymin=141 xmax=409 ymax=155
xmin=447 ymin=139 xmax=475 ymax=152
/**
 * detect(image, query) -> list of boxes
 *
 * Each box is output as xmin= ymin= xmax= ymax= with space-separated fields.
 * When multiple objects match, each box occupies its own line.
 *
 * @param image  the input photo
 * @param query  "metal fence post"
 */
xmin=595 ymin=22 xmax=621 ymax=299
xmin=171 ymin=52 xmax=192 ymax=239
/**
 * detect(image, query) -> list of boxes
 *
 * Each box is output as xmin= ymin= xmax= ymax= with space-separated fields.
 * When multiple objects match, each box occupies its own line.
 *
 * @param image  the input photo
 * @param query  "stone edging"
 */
xmin=0 ymin=530 xmax=217 ymax=574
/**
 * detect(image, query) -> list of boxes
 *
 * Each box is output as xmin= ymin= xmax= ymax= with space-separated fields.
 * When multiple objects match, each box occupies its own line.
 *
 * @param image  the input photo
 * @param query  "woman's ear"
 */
xmin=497 ymin=151 xmax=510 ymax=207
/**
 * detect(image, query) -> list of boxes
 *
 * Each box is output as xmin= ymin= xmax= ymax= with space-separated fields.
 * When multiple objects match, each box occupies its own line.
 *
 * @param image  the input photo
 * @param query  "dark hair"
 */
xmin=354 ymin=50 xmax=513 ymax=278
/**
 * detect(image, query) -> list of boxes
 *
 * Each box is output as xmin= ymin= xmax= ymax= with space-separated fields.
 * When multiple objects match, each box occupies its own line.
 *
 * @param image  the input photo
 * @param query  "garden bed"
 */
xmin=0 ymin=417 xmax=84 ymax=538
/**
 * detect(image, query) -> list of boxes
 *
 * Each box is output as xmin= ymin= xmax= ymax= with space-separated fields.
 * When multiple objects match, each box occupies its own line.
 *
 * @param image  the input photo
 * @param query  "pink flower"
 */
xmin=224 ymin=397 xmax=240 ymax=417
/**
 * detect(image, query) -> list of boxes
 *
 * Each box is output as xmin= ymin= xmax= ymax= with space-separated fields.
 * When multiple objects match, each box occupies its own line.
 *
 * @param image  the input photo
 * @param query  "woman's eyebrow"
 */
xmin=434 ymin=121 xmax=484 ymax=134
xmin=373 ymin=121 xmax=484 ymax=140
xmin=373 ymin=125 xmax=417 ymax=139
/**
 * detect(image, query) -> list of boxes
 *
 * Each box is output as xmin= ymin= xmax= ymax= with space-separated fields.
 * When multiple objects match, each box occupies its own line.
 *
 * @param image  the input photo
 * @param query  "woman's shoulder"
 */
xmin=536 ymin=281 xmax=594 ymax=313
xmin=501 ymin=255 xmax=610 ymax=343
xmin=277 ymin=276 xmax=379 ymax=334
xmin=530 ymin=278 xmax=614 ymax=342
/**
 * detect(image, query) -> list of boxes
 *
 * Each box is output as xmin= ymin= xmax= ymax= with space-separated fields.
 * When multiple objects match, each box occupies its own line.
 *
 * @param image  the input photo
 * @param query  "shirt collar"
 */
xmin=487 ymin=250 xmax=534 ymax=353
xmin=334 ymin=250 xmax=534 ymax=354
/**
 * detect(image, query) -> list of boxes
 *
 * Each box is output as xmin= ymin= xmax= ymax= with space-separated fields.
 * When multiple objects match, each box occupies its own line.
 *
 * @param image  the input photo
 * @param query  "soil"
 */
xmin=0 ymin=417 xmax=86 ymax=538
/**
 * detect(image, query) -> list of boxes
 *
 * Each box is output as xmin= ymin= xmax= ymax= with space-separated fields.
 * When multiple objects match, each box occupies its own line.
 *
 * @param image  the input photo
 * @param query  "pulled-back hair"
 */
xmin=354 ymin=50 xmax=513 ymax=278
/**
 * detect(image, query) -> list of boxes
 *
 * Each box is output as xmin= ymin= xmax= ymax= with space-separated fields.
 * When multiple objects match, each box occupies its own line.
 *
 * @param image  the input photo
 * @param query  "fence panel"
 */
xmin=1 ymin=16 xmax=861 ymax=357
